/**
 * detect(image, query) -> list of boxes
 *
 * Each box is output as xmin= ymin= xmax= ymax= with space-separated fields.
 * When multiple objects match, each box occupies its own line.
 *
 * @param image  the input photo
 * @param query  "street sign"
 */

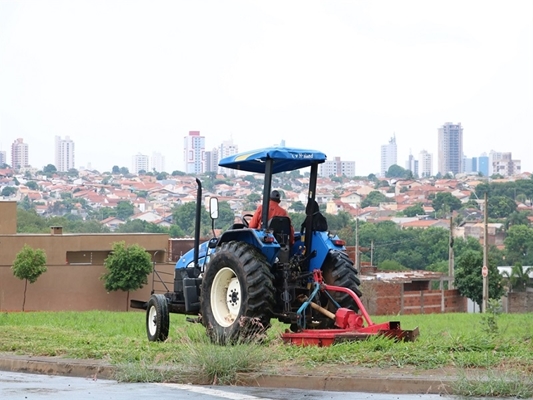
xmin=482 ymin=265 xmax=488 ymax=277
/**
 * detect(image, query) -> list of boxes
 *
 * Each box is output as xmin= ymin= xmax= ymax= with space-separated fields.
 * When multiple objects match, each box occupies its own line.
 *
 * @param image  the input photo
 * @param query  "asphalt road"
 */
xmin=1 ymin=371 xmax=453 ymax=400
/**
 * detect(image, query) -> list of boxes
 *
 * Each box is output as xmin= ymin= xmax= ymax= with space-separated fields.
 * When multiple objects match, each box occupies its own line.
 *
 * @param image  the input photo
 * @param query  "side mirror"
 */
xmin=209 ymin=197 xmax=219 ymax=220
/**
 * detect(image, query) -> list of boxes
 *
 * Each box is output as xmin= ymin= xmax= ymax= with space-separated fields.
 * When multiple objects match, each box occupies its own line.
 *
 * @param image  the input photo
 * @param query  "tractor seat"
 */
xmin=267 ymin=216 xmax=292 ymax=263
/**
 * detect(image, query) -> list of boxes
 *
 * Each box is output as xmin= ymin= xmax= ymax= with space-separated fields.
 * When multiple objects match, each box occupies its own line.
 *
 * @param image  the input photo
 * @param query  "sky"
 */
xmin=1 ymin=0 xmax=532 ymax=175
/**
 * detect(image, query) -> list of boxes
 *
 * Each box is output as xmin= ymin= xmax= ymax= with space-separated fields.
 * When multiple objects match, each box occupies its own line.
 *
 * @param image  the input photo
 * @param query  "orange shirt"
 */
xmin=249 ymin=200 xmax=294 ymax=245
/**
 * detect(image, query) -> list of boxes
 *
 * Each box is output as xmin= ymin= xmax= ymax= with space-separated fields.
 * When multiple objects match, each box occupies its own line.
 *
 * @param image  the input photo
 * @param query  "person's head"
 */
xmin=270 ymin=190 xmax=281 ymax=203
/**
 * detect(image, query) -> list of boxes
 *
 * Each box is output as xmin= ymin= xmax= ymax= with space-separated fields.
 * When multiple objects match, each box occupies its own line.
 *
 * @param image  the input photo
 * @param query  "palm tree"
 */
xmin=502 ymin=264 xmax=533 ymax=292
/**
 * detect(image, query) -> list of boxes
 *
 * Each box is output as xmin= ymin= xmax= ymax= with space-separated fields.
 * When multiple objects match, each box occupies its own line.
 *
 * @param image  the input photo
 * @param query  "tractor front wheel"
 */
xmin=200 ymin=241 xmax=275 ymax=344
xmin=146 ymin=294 xmax=169 ymax=342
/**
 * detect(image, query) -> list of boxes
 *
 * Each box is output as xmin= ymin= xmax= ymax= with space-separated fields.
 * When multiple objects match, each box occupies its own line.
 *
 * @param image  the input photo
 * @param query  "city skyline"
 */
xmin=2 ymin=130 xmax=528 ymax=178
xmin=1 ymin=1 xmax=532 ymax=175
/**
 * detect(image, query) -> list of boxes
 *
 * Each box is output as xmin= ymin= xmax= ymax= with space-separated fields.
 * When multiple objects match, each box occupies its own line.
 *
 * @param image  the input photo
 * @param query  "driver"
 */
xmin=249 ymin=190 xmax=294 ymax=245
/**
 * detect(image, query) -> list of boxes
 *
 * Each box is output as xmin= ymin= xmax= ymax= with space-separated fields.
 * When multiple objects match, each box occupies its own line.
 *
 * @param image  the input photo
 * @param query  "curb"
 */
xmin=0 ymin=354 xmax=456 ymax=395
xmin=235 ymin=372 xmax=453 ymax=394
xmin=0 ymin=354 xmax=116 ymax=380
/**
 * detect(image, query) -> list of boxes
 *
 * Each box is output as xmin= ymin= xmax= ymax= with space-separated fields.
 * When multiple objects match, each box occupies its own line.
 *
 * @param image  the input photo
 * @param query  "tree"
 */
xmin=116 ymin=201 xmax=134 ymax=220
xmin=112 ymin=165 xmax=120 ymax=174
xmin=11 ymin=245 xmax=47 ymax=311
xmin=290 ymin=200 xmax=306 ymax=212
xmin=102 ymin=241 xmax=153 ymax=310
xmin=379 ymin=259 xmax=408 ymax=271
xmin=361 ymin=191 xmax=391 ymax=208
xmin=172 ymin=201 xmax=212 ymax=236
xmin=42 ymin=164 xmax=57 ymax=176
xmin=454 ymin=250 xmax=504 ymax=311
xmin=244 ymin=193 xmax=261 ymax=211
xmin=119 ymin=167 xmax=129 ymax=175
xmin=403 ymin=203 xmax=424 ymax=217
xmin=26 ymin=181 xmax=38 ymax=190
xmin=386 ymin=164 xmax=411 ymax=179
xmin=505 ymin=211 xmax=531 ymax=230
xmin=1 ymin=186 xmax=17 ymax=197
xmin=501 ymin=264 xmax=533 ymax=292
xmin=503 ymin=225 xmax=533 ymax=266
xmin=488 ymin=195 xmax=517 ymax=219
xmin=215 ymin=201 xmax=236 ymax=231
xmin=67 ymin=168 xmax=79 ymax=177
xmin=432 ymin=192 xmax=462 ymax=215
xmin=156 ymin=172 xmax=168 ymax=180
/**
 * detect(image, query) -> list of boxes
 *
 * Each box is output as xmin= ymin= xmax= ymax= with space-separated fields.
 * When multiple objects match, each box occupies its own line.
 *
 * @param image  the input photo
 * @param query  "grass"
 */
xmin=1 ymin=311 xmax=533 ymax=396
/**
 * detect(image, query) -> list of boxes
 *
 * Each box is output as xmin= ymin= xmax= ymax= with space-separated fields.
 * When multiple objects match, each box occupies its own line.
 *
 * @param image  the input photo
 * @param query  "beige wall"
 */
xmin=0 ymin=262 xmax=175 ymax=312
xmin=0 ymin=201 xmax=17 ymax=234
xmin=0 ymin=229 xmax=173 ymax=311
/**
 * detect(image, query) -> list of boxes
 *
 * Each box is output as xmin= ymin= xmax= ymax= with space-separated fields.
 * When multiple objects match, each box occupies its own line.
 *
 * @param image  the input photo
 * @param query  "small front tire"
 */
xmin=146 ymin=294 xmax=170 ymax=342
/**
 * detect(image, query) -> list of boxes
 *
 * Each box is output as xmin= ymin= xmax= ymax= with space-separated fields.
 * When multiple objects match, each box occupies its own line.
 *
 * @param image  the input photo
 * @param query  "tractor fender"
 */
xmin=305 ymin=231 xmax=347 ymax=271
xmin=217 ymin=228 xmax=280 ymax=266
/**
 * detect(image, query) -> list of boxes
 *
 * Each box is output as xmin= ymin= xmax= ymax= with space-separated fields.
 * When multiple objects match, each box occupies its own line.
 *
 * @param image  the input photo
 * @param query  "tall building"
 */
xmin=492 ymin=152 xmax=521 ymax=177
xmin=437 ymin=122 xmax=463 ymax=176
xmin=11 ymin=138 xmax=29 ymax=170
xmin=204 ymin=148 xmax=219 ymax=173
xmin=462 ymin=156 xmax=473 ymax=174
xmin=418 ymin=149 xmax=433 ymax=177
xmin=477 ymin=154 xmax=489 ymax=176
xmin=132 ymin=153 xmax=150 ymax=174
xmin=218 ymin=139 xmax=238 ymax=176
xmin=183 ymin=131 xmax=205 ymax=174
xmin=55 ymin=136 xmax=75 ymax=172
xmin=319 ymin=157 xmax=356 ymax=177
xmin=405 ymin=152 xmax=419 ymax=177
xmin=380 ymin=135 xmax=397 ymax=177
xmin=151 ymin=152 xmax=165 ymax=173
xmin=0 ymin=151 xmax=6 ymax=166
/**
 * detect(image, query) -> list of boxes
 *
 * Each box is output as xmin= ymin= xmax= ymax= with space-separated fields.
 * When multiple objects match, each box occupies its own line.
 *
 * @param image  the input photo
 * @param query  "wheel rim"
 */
xmin=211 ymin=267 xmax=241 ymax=327
xmin=148 ymin=304 xmax=157 ymax=336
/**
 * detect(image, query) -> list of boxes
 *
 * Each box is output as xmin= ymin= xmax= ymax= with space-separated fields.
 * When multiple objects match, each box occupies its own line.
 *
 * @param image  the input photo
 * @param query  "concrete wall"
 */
xmin=507 ymin=292 xmax=533 ymax=313
xmin=0 ymin=262 xmax=175 ymax=312
xmin=0 ymin=230 xmax=172 ymax=312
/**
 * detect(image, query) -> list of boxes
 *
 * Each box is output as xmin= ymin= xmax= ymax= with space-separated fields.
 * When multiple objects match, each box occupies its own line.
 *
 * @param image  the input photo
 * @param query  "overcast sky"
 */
xmin=1 ymin=0 xmax=532 ymax=175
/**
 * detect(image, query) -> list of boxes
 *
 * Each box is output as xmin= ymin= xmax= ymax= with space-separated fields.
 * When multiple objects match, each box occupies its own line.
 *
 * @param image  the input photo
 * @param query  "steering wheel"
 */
xmin=241 ymin=214 xmax=253 ymax=228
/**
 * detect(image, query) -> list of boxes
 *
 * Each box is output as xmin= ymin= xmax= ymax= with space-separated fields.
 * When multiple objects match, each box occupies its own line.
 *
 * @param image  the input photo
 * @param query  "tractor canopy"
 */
xmin=218 ymin=146 xmax=327 ymax=174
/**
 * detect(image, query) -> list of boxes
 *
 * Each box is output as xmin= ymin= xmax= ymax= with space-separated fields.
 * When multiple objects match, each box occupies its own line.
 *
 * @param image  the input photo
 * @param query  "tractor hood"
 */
xmin=218 ymin=146 xmax=327 ymax=174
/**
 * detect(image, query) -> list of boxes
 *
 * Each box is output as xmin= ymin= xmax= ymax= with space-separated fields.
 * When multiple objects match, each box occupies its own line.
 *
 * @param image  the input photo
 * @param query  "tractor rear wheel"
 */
xmin=200 ymin=241 xmax=275 ymax=344
xmin=322 ymin=250 xmax=362 ymax=312
xmin=146 ymin=294 xmax=169 ymax=342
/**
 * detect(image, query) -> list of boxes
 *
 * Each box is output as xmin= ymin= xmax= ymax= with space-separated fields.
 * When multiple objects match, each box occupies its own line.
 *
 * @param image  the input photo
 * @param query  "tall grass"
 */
xmin=1 ymin=310 xmax=532 ymax=392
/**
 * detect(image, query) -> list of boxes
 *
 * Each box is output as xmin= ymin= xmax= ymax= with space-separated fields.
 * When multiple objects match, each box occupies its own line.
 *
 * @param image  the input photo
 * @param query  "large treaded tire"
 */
xmin=322 ymin=250 xmax=362 ymax=312
xmin=200 ymin=241 xmax=275 ymax=344
xmin=146 ymin=294 xmax=170 ymax=342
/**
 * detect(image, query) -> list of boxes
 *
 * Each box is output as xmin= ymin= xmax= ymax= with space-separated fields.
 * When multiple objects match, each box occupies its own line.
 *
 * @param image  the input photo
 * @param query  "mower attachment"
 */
xmin=281 ymin=277 xmax=419 ymax=346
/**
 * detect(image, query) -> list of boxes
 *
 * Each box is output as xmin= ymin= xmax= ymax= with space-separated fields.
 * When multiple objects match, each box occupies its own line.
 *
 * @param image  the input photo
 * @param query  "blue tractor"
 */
xmin=135 ymin=146 xmax=417 ymax=344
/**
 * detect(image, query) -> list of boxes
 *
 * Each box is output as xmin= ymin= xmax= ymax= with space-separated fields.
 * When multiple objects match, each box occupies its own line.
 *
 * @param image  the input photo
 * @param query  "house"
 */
xmin=100 ymin=216 xmax=125 ymax=231
xmin=462 ymin=222 xmax=505 ymax=246
xmin=340 ymin=192 xmax=362 ymax=208
xmin=400 ymin=219 xmax=450 ymax=230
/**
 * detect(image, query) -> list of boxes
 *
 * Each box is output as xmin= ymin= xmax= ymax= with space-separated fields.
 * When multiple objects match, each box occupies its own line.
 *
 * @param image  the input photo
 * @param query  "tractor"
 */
xmin=131 ymin=146 xmax=418 ymax=345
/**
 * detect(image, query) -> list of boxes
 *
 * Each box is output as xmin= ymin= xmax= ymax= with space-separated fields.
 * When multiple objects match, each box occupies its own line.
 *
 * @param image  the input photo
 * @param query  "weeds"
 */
xmin=480 ymin=299 xmax=503 ymax=336
xmin=1 ymin=310 xmax=533 ymax=387
xmin=453 ymin=369 xmax=533 ymax=398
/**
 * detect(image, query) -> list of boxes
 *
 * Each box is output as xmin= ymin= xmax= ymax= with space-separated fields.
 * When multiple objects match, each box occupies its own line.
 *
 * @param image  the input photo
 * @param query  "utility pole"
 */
xmin=355 ymin=216 xmax=360 ymax=272
xmin=482 ymin=192 xmax=489 ymax=313
xmin=370 ymin=239 xmax=374 ymax=267
xmin=448 ymin=216 xmax=454 ymax=289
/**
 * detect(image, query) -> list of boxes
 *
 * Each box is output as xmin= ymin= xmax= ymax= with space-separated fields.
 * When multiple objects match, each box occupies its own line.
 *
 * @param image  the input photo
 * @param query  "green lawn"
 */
xmin=1 ymin=310 xmax=532 ymax=395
